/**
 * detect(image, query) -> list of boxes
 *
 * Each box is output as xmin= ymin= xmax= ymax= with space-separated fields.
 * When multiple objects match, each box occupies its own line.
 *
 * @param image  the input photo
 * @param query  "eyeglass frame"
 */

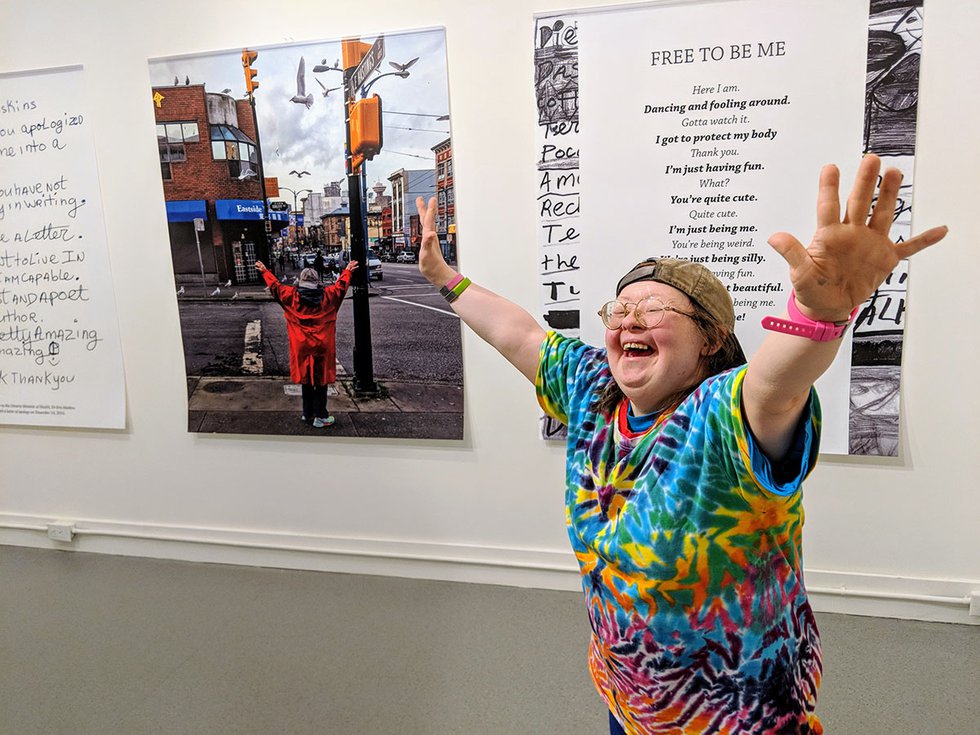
xmin=597 ymin=296 xmax=697 ymax=330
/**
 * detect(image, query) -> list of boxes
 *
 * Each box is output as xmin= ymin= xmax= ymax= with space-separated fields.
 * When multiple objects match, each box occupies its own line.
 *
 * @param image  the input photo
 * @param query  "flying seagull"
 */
xmin=290 ymin=57 xmax=314 ymax=109
xmin=238 ymin=169 xmax=257 ymax=180
xmin=315 ymin=78 xmax=340 ymax=98
xmin=289 ymin=170 xmax=310 ymax=178
xmin=176 ymin=286 xmax=185 ymax=296
xmin=389 ymin=57 xmax=419 ymax=73
xmin=210 ymin=286 xmax=221 ymax=297
xmin=224 ymin=279 xmax=232 ymax=288
xmin=221 ymin=88 xmax=232 ymax=94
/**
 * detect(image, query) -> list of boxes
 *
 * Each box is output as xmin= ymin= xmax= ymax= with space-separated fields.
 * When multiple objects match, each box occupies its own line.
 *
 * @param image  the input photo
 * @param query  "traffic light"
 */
xmin=350 ymin=95 xmax=383 ymax=161
xmin=242 ymin=49 xmax=259 ymax=95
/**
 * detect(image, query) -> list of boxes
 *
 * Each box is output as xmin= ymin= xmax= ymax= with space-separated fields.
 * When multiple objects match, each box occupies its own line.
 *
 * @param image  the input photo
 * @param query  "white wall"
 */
xmin=1 ymin=0 xmax=977 ymax=624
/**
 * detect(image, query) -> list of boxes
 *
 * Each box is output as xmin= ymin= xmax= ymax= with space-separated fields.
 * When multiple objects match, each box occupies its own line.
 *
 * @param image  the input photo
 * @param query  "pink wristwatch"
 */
xmin=761 ymin=291 xmax=859 ymax=342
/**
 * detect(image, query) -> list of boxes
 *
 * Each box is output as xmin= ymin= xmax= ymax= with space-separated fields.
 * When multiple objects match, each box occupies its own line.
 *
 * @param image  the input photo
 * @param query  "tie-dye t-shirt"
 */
xmin=536 ymin=332 xmax=824 ymax=735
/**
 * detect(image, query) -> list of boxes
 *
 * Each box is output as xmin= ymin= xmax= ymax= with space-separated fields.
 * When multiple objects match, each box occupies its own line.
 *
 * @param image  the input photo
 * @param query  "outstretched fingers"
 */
xmin=868 ymin=167 xmax=902 ymax=234
xmin=895 ymin=225 xmax=949 ymax=259
xmin=415 ymin=196 xmax=436 ymax=236
xmin=843 ymin=154 xmax=881 ymax=225
xmin=815 ymin=164 xmax=842 ymax=228
xmin=767 ymin=231 xmax=809 ymax=273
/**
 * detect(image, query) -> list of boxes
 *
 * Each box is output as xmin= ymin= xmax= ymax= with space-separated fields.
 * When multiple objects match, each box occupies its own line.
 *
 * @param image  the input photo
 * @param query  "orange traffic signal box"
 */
xmin=350 ymin=95 xmax=383 ymax=160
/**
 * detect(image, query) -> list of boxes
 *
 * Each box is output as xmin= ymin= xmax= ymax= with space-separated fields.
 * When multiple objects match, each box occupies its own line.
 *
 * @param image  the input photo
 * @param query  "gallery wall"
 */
xmin=0 ymin=0 xmax=977 ymax=624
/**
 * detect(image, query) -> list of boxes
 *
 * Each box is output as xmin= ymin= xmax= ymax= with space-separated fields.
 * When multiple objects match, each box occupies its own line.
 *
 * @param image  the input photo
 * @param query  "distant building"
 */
xmin=432 ymin=137 xmax=457 ymax=261
xmin=320 ymin=205 xmax=350 ymax=252
xmin=386 ymin=168 xmax=436 ymax=251
xmin=153 ymin=84 xmax=284 ymax=284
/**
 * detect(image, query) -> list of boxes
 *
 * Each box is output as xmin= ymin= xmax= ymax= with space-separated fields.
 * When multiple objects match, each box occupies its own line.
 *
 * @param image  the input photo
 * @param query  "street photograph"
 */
xmin=147 ymin=27 xmax=463 ymax=439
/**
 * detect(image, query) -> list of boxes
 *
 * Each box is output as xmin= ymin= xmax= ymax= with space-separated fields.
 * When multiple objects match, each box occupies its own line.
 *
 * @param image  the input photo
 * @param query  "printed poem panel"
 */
xmin=0 ymin=66 xmax=125 ymax=428
xmin=564 ymin=0 xmax=870 ymax=454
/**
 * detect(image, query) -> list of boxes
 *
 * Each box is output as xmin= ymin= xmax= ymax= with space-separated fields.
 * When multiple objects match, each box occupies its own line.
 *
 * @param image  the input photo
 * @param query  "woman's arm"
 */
xmin=416 ymin=197 xmax=546 ymax=382
xmin=742 ymin=155 xmax=947 ymax=460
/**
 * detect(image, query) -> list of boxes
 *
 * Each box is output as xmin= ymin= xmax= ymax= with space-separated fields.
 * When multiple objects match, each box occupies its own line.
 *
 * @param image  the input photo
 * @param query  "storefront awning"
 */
xmin=215 ymin=199 xmax=291 ymax=222
xmin=165 ymin=199 xmax=207 ymax=223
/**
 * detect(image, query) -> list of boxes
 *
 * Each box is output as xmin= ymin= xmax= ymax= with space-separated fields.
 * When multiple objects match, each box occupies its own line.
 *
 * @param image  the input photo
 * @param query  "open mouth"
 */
xmin=622 ymin=341 xmax=654 ymax=358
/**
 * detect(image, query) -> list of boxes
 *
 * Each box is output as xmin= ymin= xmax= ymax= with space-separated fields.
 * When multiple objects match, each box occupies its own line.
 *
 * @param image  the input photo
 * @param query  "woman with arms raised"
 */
xmin=417 ymin=155 xmax=946 ymax=735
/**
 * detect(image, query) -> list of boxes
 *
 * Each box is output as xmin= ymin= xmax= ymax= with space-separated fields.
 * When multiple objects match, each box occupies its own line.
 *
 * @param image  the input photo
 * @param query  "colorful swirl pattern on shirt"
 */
xmin=536 ymin=332 xmax=823 ymax=735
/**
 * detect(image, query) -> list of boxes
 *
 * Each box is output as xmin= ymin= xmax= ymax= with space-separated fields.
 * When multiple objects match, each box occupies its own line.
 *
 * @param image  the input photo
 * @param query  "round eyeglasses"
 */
xmin=597 ymin=297 xmax=695 ymax=330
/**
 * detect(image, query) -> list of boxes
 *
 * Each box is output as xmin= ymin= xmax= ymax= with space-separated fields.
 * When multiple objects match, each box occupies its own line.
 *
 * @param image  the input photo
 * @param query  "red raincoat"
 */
xmin=262 ymin=268 xmax=352 ymax=385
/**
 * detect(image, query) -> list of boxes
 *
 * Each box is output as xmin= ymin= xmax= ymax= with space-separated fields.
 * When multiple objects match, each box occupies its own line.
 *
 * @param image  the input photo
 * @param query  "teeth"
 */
xmin=623 ymin=342 xmax=652 ymax=351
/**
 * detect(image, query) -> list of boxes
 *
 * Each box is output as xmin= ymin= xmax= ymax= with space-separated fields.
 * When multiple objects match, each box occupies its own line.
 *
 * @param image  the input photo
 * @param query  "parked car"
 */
xmin=366 ymin=249 xmax=383 ymax=281
xmin=395 ymin=251 xmax=416 ymax=264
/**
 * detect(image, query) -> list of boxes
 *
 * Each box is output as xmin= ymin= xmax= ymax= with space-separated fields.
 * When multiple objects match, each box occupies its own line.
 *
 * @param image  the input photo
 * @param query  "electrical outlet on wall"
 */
xmin=46 ymin=522 xmax=75 ymax=543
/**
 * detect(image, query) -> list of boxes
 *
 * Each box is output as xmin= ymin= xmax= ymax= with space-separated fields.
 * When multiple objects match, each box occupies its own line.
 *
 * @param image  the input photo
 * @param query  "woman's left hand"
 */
xmin=767 ymin=154 xmax=948 ymax=322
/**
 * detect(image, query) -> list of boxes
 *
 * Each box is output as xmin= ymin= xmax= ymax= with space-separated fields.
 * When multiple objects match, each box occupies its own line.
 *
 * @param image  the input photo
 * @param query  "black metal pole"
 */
xmin=249 ymin=95 xmax=271 ymax=277
xmin=344 ymin=69 xmax=378 ymax=395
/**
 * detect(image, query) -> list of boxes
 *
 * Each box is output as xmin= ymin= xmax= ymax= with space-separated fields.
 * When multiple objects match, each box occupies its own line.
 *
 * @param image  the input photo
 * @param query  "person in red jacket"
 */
xmin=255 ymin=259 xmax=358 ymax=428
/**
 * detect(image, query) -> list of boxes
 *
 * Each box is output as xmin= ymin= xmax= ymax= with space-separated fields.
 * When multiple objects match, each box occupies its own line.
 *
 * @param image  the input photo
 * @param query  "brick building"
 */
xmin=153 ymin=84 xmax=284 ymax=284
xmin=432 ymin=138 xmax=457 ymax=262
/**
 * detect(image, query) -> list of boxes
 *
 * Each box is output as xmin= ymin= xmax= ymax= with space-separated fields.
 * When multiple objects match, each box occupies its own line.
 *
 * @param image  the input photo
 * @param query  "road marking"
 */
xmin=242 ymin=320 xmax=263 ymax=374
xmin=379 ymin=295 xmax=459 ymax=317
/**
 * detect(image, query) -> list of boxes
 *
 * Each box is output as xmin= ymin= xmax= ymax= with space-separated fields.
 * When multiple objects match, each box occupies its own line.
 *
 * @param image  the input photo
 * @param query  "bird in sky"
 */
xmin=221 ymin=88 xmax=231 ymax=94
xmin=224 ymin=279 xmax=232 ymax=287
xmin=176 ymin=286 xmax=185 ymax=296
xmin=290 ymin=57 xmax=314 ymax=109
xmin=289 ymin=170 xmax=310 ymax=178
xmin=238 ymin=169 xmax=257 ymax=180
xmin=315 ymin=78 xmax=340 ymax=98
xmin=389 ymin=57 xmax=419 ymax=73
xmin=210 ymin=286 xmax=221 ymax=297
xmin=231 ymin=291 xmax=240 ymax=300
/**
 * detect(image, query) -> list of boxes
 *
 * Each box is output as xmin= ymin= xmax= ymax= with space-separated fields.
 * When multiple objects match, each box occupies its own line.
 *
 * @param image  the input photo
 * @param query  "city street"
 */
xmin=175 ymin=262 xmax=464 ymax=439
xmin=177 ymin=263 xmax=462 ymax=384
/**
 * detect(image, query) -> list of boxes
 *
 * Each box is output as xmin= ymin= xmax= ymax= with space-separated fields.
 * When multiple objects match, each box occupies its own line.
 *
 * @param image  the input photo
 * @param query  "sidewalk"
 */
xmin=186 ymin=374 xmax=463 ymax=440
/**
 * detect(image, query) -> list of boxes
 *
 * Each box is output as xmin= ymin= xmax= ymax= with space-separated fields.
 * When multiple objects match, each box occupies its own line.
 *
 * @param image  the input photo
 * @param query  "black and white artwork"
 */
xmin=849 ymin=0 xmax=924 ymax=456
xmin=534 ymin=16 xmax=581 ymax=441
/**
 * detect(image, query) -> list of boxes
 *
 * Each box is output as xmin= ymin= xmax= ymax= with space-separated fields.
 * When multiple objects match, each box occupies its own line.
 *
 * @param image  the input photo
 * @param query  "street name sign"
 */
xmin=349 ymin=36 xmax=385 ymax=98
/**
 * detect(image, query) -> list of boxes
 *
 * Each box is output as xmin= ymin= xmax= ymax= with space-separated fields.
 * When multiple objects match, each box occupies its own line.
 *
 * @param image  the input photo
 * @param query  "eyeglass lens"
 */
xmin=599 ymin=298 xmax=668 ymax=329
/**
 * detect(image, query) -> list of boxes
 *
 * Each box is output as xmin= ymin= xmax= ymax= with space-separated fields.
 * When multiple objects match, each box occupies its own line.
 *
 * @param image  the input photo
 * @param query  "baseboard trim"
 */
xmin=2 ymin=513 xmax=976 ymax=624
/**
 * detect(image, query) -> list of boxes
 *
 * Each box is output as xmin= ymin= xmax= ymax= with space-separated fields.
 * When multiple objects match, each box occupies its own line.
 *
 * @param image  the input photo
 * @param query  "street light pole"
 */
xmin=280 ymin=186 xmax=311 ymax=248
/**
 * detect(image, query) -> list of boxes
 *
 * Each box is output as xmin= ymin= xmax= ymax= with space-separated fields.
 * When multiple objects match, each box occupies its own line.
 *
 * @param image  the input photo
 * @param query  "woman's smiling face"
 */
xmin=603 ymin=280 xmax=710 ymax=415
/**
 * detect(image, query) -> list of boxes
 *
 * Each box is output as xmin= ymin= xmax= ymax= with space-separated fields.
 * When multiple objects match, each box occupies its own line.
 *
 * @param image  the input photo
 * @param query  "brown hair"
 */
xmin=593 ymin=299 xmax=746 ymax=418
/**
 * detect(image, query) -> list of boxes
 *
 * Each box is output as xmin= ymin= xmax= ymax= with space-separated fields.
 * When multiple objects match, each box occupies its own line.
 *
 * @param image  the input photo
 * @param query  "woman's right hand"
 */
xmin=255 ymin=260 xmax=267 ymax=273
xmin=416 ymin=196 xmax=455 ymax=287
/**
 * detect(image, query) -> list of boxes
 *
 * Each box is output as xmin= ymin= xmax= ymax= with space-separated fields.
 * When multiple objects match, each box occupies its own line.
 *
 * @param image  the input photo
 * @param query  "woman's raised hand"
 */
xmin=416 ymin=196 xmax=455 ymax=287
xmin=254 ymin=260 xmax=267 ymax=274
xmin=767 ymin=154 xmax=947 ymax=322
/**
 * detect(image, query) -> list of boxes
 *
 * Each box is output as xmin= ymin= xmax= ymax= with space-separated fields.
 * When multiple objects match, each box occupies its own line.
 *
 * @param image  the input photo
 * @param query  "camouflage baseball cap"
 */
xmin=616 ymin=257 xmax=735 ymax=330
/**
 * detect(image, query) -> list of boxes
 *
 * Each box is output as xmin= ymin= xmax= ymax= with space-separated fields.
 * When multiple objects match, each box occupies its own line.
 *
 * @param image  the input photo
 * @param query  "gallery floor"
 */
xmin=2 ymin=546 xmax=976 ymax=734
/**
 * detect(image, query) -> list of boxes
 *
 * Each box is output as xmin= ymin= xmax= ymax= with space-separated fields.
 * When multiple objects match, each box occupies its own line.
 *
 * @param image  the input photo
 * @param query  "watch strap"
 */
xmin=761 ymin=291 xmax=858 ymax=342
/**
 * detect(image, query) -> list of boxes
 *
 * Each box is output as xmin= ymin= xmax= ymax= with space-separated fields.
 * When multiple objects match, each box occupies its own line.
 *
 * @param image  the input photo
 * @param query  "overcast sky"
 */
xmin=149 ymin=28 xmax=450 ymax=203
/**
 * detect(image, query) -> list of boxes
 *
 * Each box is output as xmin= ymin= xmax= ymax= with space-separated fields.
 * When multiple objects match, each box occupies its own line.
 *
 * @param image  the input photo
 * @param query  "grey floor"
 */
xmin=1 ymin=547 xmax=977 ymax=735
